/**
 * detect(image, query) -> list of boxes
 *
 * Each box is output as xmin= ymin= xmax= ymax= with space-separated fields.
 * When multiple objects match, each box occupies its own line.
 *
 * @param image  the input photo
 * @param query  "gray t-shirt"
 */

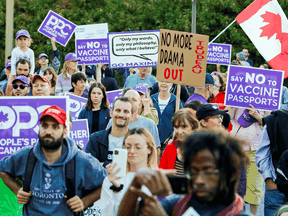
xmin=108 ymin=134 xmax=125 ymax=151
xmin=106 ymin=116 xmax=161 ymax=148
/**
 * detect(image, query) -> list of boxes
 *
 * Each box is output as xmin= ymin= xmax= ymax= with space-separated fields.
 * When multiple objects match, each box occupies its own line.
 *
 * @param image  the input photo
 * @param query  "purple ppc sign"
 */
xmin=225 ymin=65 xmax=284 ymax=111
xmin=76 ymin=38 xmax=109 ymax=65
xmin=70 ymin=119 xmax=89 ymax=151
xmin=108 ymin=30 xmax=160 ymax=68
xmin=107 ymin=89 xmax=122 ymax=109
xmin=207 ymin=43 xmax=231 ymax=65
xmin=0 ymin=97 xmax=68 ymax=160
xmin=66 ymin=93 xmax=87 ymax=120
xmin=38 ymin=10 xmax=77 ymax=46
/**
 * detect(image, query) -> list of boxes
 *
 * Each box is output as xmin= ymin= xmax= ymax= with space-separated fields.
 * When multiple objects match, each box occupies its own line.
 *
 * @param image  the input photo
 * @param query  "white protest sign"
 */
xmin=75 ymin=23 xmax=109 ymax=39
xmin=108 ymin=30 xmax=160 ymax=68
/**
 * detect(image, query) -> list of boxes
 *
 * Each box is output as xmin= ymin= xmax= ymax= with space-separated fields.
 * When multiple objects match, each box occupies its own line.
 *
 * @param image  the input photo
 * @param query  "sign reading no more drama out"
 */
xmin=156 ymin=29 xmax=209 ymax=87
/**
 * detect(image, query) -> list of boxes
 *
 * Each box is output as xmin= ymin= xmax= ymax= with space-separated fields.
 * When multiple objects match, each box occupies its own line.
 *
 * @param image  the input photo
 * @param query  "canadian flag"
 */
xmin=236 ymin=0 xmax=288 ymax=78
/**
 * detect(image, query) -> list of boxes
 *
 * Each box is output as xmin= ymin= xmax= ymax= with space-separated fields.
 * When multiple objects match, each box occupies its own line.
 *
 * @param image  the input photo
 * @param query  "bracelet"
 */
xmin=110 ymin=184 xmax=124 ymax=192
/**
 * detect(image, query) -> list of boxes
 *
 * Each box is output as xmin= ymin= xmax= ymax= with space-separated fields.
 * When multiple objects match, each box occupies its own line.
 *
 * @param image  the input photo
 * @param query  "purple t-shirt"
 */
xmin=185 ymin=93 xmax=208 ymax=105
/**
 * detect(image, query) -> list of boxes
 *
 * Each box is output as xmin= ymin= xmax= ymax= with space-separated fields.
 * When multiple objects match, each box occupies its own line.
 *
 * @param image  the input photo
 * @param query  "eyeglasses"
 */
xmin=190 ymin=169 xmax=219 ymax=180
xmin=211 ymin=115 xmax=223 ymax=120
xmin=12 ymin=84 xmax=29 ymax=90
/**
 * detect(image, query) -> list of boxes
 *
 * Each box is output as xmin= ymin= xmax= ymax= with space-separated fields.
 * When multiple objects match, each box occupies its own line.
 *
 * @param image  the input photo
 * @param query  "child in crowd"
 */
xmin=11 ymin=29 xmax=35 ymax=77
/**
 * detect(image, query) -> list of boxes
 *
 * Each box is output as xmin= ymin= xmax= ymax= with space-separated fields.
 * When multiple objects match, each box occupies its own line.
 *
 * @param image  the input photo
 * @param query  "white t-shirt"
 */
xmin=108 ymin=134 xmax=125 ymax=151
xmin=11 ymin=47 xmax=35 ymax=75
xmin=158 ymin=95 xmax=171 ymax=114
xmin=100 ymin=172 xmax=151 ymax=216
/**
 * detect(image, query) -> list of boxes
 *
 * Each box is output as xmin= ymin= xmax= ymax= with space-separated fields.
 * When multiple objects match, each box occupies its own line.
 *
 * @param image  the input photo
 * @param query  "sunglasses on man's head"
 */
xmin=12 ymin=84 xmax=29 ymax=90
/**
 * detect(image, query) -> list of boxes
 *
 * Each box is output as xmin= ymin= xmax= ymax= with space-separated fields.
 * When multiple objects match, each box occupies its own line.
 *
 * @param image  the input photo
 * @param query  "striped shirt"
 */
xmin=174 ymin=157 xmax=185 ymax=177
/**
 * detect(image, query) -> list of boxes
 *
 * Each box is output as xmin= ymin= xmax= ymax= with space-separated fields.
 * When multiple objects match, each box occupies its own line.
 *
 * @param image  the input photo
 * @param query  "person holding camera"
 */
xmin=117 ymin=130 xmax=251 ymax=216
xmin=100 ymin=128 xmax=158 ymax=216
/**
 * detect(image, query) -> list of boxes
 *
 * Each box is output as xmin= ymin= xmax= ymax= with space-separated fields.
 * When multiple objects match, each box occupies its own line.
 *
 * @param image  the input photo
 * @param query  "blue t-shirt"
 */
xmin=124 ymin=74 xmax=157 ymax=89
xmin=0 ymin=137 xmax=107 ymax=216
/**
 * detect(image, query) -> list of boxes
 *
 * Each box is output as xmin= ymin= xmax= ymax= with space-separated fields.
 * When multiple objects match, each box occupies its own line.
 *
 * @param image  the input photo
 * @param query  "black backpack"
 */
xmin=23 ymin=148 xmax=84 ymax=216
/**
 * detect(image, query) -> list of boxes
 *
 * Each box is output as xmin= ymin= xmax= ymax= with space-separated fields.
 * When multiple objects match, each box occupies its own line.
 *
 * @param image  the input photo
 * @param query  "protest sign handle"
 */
xmin=175 ymin=84 xmax=181 ymax=112
xmin=209 ymin=19 xmax=236 ymax=45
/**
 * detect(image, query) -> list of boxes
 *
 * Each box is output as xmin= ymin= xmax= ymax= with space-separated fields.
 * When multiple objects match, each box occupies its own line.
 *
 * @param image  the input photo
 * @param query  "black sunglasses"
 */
xmin=12 ymin=84 xmax=29 ymax=90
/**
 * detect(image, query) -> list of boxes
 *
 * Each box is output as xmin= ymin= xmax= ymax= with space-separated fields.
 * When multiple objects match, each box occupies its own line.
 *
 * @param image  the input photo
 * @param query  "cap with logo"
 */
xmin=38 ymin=53 xmax=48 ymax=60
xmin=196 ymin=103 xmax=228 ymax=121
xmin=32 ymin=74 xmax=51 ymax=86
xmin=16 ymin=29 xmax=31 ymax=39
xmin=5 ymin=61 xmax=11 ymax=68
xmin=12 ymin=75 xmax=30 ymax=85
xmin=133 ymin=83 xmax=151 ymax=95
xmin=236 ymin=52 xmax=246 ymax=61
xmin=65 ymin=53 xmax=80 ymax=62
xmin=237 ymin=109 xmax=258 ymax=128
xmin=205 ymin=73 xmax=219 ymax=88
xmin=40 ymin=105 xmax=67 ymax=127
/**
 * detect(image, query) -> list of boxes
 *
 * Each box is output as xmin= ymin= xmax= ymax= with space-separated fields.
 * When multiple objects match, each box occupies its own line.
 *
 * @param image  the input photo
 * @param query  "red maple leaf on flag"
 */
xmin=260 ymin=11 xmax=288 ymax=54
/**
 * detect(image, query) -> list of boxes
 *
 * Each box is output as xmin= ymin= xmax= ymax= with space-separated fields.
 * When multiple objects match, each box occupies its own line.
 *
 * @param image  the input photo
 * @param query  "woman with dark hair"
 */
xmin=159 ymin=108 xmax=199 ymax=176
xmin=68 ymin=73 xmax=88 ymax=98
xmin=78 ymin=82 xmax=110 ymax=134
xmin=43 ymin=67 xmax=57 ymax=95
xmin=210 ymin=71 xmax=226 ymax=108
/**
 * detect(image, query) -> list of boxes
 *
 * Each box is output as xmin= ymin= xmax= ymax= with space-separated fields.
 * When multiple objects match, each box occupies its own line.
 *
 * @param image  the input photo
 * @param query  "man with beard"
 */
xmin=0 ymin=105 xmax=107 ymax=216
xmin=11 ymin=75 xmax=30 ymax=96
xmin=117 ymin=131 xmax=251 ymax=216
xmin=185 ymin=73 xmax=218 ymax=105
xmin=105 ymin=90 xmax=161 ymax=161
xmin=85 ymin=97 xmax=134 ymax=167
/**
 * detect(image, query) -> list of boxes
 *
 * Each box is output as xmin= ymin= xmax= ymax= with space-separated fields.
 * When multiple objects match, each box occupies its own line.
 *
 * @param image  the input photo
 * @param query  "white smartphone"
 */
xmin=112 ymin=148 xmax=127 ymax=178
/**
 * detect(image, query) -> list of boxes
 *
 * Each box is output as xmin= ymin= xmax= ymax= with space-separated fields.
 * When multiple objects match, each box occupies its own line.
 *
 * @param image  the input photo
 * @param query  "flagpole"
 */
xmin=209 ymin=19 xmax=236 ymax=45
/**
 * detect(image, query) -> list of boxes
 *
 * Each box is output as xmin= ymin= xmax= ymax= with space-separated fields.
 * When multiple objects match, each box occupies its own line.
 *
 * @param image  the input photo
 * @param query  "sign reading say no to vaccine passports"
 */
xmin=225 ymin=65 xmax=284 ymax=111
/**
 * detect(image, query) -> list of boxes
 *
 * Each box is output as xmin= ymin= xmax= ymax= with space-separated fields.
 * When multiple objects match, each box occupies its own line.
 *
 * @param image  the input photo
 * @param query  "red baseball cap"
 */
xmin=39 ymin=105 xmax=67 ymax=127
xmin=32 ymin=74 xmax=51 ymax=86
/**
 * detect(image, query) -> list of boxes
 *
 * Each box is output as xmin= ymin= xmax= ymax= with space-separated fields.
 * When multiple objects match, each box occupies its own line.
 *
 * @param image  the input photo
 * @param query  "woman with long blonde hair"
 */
xmin=55 ymin=53 xmax=81 ymax=95
xmin=100 ymin=128 xmax=158 ymax=216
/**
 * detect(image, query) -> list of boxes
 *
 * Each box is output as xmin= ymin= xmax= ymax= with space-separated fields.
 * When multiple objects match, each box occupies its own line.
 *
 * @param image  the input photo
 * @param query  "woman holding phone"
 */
xmin=100 ymin=128 xmax=158 ymax=216
xmin=159 ymin=108 xmax=199 ymax=176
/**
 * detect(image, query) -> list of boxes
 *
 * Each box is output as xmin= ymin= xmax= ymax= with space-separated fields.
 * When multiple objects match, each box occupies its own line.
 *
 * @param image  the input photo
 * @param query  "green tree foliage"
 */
xmin=0 ymin=0 xmax=287 ymax=84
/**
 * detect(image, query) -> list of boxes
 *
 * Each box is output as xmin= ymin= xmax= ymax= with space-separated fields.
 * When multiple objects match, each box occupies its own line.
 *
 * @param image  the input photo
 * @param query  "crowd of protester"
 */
xmin=2 ymin=29 xmax=288 ymax=216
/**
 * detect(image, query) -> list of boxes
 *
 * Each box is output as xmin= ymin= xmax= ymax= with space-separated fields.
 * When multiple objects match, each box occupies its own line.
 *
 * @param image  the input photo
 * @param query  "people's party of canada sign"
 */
xmin=225 ymin=65 xmax=284 ymax=111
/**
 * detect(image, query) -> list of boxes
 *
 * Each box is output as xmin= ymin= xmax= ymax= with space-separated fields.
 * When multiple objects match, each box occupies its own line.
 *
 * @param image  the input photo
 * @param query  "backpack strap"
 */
xmin=23 ymin=148 xmax=37 ymax=193
xmin=171 ymin=193 xmax=192 ymax=216
xmin=65 ymin=155 xmax=76 ymax=200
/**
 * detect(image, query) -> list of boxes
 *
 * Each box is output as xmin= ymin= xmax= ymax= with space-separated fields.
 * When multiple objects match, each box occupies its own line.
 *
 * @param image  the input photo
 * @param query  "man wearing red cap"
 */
xmin=32 ymin=74 xmax=52 ymax=96
xmin=0 ymin=105 xmax=107 ymax=216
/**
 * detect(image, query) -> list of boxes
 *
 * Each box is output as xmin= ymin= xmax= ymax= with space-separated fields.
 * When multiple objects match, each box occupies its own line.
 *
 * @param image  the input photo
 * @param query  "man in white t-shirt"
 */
xmin=106 ymin=89 xmax=161 ymax=160
xmin=85 ymin=97 xmax=134 ymax=167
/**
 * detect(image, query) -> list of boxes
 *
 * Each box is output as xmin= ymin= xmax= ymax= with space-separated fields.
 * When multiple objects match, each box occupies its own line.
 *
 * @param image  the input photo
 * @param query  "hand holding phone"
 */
xmin=106 ymin=163 xmax=121 ymax=187
xmin=112 ymin=149 xmax=127 ymax=178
